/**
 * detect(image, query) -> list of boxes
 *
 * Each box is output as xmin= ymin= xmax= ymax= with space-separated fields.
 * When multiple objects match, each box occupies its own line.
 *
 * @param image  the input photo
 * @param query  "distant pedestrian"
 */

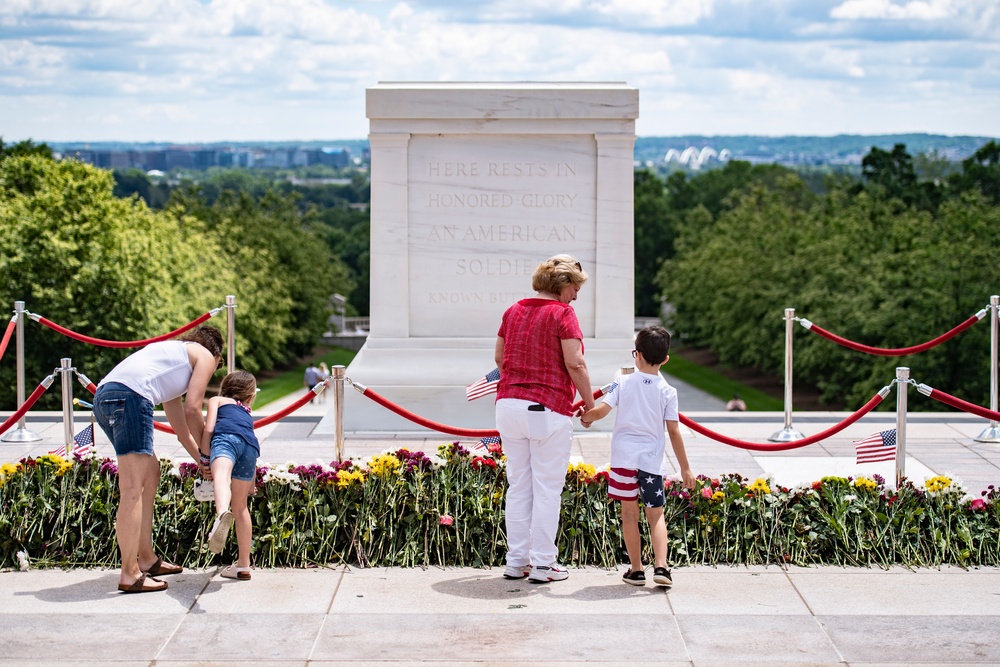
xmin=581 ymin=325 xmax=695 ymax=588
xmin=304 ymin=363 xmax=320 ymax=403
xmin=202 ymin=370 xmax=260 ymax=580
xmin=316 ymin=362 xmax=330 ymax=403
xmin=726 ymin=393 xmax=747 ymax=412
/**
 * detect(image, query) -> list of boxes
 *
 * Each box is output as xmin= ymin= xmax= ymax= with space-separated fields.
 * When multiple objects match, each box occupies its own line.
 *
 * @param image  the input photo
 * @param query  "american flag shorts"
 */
xmin=608 ymin=467 xmax=666 ymax=508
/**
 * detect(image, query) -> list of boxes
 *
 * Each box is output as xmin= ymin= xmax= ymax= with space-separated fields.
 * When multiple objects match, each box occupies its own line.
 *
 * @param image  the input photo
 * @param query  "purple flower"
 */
xmin=178 ymin=462 xmax=199 ymax=480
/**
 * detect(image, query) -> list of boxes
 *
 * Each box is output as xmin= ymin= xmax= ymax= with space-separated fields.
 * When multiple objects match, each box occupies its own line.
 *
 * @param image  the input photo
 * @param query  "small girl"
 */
xmin=201 ymin=370 xmax=259 ymax=580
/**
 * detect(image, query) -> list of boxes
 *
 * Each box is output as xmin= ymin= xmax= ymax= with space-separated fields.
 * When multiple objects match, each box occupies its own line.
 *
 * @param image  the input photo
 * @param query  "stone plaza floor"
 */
xmin=3 ymin=385 xmax=1000 ymax=665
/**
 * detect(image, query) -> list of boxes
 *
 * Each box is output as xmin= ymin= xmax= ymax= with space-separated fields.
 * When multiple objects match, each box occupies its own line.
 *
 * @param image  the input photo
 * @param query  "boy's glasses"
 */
xmin=631 ymin=350 xmax=638 ymax=359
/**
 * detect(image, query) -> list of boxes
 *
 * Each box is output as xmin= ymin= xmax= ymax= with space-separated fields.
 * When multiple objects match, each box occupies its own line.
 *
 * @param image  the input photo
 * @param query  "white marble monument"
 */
xmin=340 ymin=82 xmax=638 ymax=433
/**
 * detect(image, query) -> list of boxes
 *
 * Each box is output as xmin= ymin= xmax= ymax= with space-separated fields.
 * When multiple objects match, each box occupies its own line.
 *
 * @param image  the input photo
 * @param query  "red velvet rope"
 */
xmin=361 ymin=387 xmax=499 ymax=438
xmin=252 ymin=388 xmax=317 ymax=428
xmin=85 ymin=380 xmax=320 ymax=434
xmin=806 ymin=314 xmax=981 ymax=356
xmin=0 ymin=380 xmax=51 ymax=435
xmin=678 ymin=391 xmax=887 ymax=451
xmin=35 ymin=311 xmax=215 ymax=348
xmin=0 ymin=317 xmax=15 ymax=364
xmin=924 ymin=387 xmax=1000 ymax=422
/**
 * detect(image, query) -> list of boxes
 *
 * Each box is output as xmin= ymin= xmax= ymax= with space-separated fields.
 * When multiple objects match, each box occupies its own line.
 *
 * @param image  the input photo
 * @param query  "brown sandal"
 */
xmin=118 ymin=573 xmax=168 ymax=594
xmin=144 ymin=557 xmax=183 ymax=576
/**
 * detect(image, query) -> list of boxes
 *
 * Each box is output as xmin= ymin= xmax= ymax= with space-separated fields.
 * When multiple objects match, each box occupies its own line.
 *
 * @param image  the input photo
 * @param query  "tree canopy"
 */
xmin=0 ymin=154 xmax=354 ymax=409
xmin=647 ymin=145 xmax=1000 ymax=410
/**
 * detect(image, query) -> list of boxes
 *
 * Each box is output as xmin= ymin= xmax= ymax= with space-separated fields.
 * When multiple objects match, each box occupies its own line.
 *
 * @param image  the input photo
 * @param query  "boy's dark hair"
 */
xmin=634 ymin=325 xmax=671 ymax=365
xmin=220 ymin=370 xmax=257 ymax=405
xmin=180 ymin=325 xmax=224 ymax=358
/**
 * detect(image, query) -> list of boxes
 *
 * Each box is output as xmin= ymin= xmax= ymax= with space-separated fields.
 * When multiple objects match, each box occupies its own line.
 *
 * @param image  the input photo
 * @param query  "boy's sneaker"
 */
xmin=528 ymin=563 xmax=569 ymax=583
xmin=503 ymin=565 xmax=530 ymax=580
xmin=652 ymin=567 xmax=673 ymax=587
xmin=208 ymin=511 xmax=234 ymax=554
xmin=622 ymin=569 xmax=646 ymax=586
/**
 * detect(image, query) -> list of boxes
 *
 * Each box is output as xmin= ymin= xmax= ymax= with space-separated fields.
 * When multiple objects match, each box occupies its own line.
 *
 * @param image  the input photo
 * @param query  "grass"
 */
xmin=662 ymin=353 xmax=783 ymax=411
xmin=254 ymin=347 xmax=357 ymax=408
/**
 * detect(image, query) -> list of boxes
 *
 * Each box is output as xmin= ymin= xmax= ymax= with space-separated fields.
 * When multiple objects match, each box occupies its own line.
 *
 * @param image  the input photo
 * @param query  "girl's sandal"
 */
xmin=221 ymin=565 xmax=252 ymax=580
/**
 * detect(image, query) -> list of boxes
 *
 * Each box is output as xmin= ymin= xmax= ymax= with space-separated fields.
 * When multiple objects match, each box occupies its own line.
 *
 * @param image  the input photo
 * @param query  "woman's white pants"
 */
xmin=496 ymin=398 xmax=573 ymax=568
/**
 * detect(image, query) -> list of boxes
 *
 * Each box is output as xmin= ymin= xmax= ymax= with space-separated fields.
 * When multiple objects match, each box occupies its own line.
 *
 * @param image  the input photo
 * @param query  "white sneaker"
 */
xmin=528 ymin=563 xmax=569 ymax=583
xmin=208 ymin=511 xmax=234 ymax=554
xmin=503 ymin=565 xmax=530 ymax=580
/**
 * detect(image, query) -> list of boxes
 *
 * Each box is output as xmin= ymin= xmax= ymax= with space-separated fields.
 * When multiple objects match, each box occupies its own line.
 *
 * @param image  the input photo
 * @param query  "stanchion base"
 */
xmin=1 ymin=427 xmax=43 ymax=443
xmin=768 ymin=426 xmax=805 ymax=443
xmin=974 ymin=425 xmax=1000 ymax=443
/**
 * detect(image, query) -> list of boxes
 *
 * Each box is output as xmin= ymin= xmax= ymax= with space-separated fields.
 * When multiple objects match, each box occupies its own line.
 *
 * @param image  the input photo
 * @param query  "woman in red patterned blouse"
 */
xmin=494 ymin=254 xmax=595 ymax=583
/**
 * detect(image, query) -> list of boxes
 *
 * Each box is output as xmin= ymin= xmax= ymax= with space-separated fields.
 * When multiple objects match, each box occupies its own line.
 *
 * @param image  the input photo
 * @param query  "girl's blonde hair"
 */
xmin=219 ymin=370 xmax=257 ymax=405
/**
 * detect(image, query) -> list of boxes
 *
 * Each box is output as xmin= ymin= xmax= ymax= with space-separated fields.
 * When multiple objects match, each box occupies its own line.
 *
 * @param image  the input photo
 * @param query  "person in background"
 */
xmin=303 ymin=362 xmax=320 ymax=404
xmin=93 ymin=325 xmax=224 ymax=593
xmin=202 ymin=370 xmax=260 ymax=580
xmin=495 ymin=254 xmax=594 ymax=584
xmin=316 ymin=362 xmax=330 ymax=403
xmin=726 ymin=393 xmax=747 ymax=411
xmin=581 ymin=325 xmax=695 ymax=587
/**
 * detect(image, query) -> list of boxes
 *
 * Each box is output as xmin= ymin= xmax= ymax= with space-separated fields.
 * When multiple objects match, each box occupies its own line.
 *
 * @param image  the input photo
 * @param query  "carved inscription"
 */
xmin=410 ymin=144 xmax=593 ymax=326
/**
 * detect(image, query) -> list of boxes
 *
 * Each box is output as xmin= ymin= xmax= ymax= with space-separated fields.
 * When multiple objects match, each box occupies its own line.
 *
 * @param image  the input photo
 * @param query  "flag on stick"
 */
xmin=466 ymin=368 xmax=500 ymax=401
xmin=471 ymin=435 xmax=501 ymax=452
xmin=50 ymin=424 xmax=95 ymax=458
xmin=74 ymin=423 xmax=94 ymax=456
xmin=854 ymin=429 xmax=896 ymax=464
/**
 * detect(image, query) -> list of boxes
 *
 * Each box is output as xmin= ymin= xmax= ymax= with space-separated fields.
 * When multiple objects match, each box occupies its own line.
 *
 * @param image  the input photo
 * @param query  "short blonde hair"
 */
xmin=531 ymin=254 xmax=588 ymax=295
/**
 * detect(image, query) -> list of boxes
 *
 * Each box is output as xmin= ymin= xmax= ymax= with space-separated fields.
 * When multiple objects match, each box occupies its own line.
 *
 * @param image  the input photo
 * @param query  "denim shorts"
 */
xmin=93 ymin=382 xmax=155 ymax=457
xmin=210 ymin=432 xmax=259 ymax=482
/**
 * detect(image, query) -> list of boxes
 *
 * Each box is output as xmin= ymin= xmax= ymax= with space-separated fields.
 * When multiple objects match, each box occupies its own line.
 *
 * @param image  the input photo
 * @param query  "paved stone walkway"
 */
xmin=3 ymin=389 xmax=1000 ymax=664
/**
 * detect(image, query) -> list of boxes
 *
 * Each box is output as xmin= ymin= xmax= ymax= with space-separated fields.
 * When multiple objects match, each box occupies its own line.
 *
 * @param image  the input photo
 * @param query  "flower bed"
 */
xmin=1 ymin=443 xmax=998 ymax=570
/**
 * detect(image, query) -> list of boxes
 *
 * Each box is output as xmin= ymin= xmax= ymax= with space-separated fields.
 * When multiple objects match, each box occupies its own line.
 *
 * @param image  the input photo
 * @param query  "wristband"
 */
xmin=199 ymin=453 xmax=211 ymax=465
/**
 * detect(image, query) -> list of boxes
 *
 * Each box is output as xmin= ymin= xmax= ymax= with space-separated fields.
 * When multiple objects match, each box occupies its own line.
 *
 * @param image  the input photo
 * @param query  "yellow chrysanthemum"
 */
xmin=568 ymin=462 xmax=596 ymax=477
xmin=925 ymin=475 xmax=953 ymax=493
xmin=0 ymin=462 xmax=19 ymax=484
xmin=712 ymin=490 xmax=726 ymax=502
xmin=748 ymin=478 xmax=771 ymax=495
xmin=853 ymin=477 xmax=877 ymax=491
xmin=336 ymin=469 xmax=366 ymax=489
xmin=367 ymin=454 xmax=402 ymax=478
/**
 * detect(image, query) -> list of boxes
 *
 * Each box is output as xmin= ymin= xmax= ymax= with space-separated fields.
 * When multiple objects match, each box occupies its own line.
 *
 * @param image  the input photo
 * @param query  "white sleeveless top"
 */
xmin=99 ymin=341 xmax=194 ymax=406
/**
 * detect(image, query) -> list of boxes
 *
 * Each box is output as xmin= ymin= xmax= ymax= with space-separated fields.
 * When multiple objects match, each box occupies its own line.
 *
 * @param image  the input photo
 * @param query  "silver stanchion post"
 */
xmin=60 ymin=358 xmax=75 ymax=453
xmin=2 ymin=301 xmax=41 ymax=443
xmin=332 ymin=365 xmax=346 ymax=462
xmin=225 ymin=295 xmax=236 ymax=372
xmin=975 ymin=294 xmax=1000 ymax=443
xmin=769 ymin=307 xmax=804 ymax=442
xmin=895 ymin=366 xmax=909 ymax=487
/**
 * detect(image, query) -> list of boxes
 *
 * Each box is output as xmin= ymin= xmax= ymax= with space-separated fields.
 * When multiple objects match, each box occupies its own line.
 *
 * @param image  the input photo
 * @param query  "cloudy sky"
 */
xmin=1 ymin=0 xmax=997 ymax=142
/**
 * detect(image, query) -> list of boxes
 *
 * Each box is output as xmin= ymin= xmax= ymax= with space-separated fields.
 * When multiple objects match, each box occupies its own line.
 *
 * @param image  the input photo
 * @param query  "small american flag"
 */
xmin=74 ymin=424 xmax=94 ymax=453
xmin=472 ymin=435 xmax=501 ymax=452
xmin=466 ymin=368 xmax=500 ymax=401
xmin=49 ymin=424 xmax=95 ymax=458
xmin=854 ymin=429 xmax=897 ymax=464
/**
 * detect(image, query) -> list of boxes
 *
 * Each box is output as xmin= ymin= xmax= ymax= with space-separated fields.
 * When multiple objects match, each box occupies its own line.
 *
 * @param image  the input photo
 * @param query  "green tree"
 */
xmin=0 ymin=155 xmax=233 ymax=410
xmin=167 ymin=187 xmax=355 ymax=371
xmin=0 ymin=138 xmax=52 ymax=161
xmin=949 ymin=140 xmax=1000 ymax=205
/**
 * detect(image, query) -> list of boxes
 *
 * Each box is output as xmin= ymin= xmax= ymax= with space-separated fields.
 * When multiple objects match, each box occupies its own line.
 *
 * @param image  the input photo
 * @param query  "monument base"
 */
xmin=332 ymin=336 xmax=635 ymax=434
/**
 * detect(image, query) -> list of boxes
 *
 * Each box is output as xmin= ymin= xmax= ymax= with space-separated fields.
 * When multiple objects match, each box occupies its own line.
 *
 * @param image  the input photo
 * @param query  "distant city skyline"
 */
xmin=2 ymin=1 xmax=996 ymax=143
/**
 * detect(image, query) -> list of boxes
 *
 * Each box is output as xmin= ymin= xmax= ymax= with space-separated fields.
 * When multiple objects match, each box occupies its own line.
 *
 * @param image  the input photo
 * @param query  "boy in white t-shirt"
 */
xmin=581 ymin=325 xmax=695 ymax=587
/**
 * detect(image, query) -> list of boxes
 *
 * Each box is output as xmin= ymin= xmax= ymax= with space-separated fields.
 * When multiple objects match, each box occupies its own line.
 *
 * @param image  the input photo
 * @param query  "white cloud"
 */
xmin=0 ymin=0 xmax=996 ymax=141
xmin=830 ymin=0 xmax=954 ymax=21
